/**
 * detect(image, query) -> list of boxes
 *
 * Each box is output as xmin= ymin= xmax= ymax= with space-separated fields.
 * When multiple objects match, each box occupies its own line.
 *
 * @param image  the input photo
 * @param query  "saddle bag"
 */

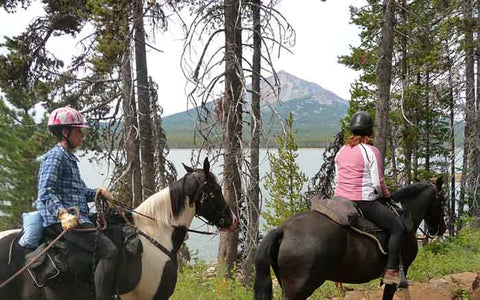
xmin=25 ymin=241 xmax=69 ymax=287
xmin=122 ymin=224 xmax=143 ymax=258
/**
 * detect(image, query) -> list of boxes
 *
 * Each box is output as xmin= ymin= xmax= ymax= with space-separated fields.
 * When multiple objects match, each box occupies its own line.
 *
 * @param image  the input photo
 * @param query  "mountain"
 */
xmin=162 ymin=71 xmax=348 ymax=148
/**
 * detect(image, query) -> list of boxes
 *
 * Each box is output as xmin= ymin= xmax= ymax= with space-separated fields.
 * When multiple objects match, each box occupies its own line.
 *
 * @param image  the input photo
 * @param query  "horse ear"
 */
xmin=203 ymin=157 xmax=210 ymax=175
xmin=436 ymin=176 xmax=443 ymax=191
xmin=183 ymin=163 xmax=194 ymax=173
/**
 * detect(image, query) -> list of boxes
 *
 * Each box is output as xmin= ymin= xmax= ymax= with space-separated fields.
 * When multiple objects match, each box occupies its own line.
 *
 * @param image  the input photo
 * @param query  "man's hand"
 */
xmin=98 ymin=187 xmax=113 ymax=201
xmin=58 ymin=208 xmax=78 ymax=230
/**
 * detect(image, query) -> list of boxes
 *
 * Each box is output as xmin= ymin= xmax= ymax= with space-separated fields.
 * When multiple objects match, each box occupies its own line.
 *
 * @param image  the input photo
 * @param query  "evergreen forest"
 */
xmin=0 ymin=0 xmax=479 ymax=298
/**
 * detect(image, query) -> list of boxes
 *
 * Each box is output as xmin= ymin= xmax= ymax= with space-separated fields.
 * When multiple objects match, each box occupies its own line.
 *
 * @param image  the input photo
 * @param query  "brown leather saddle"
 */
xmin=310 ymin=195 xmax=387 ymax=254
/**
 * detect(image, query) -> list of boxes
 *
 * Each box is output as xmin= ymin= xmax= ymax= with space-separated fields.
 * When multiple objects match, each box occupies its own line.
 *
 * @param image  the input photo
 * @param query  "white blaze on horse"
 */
xmin=0 ymin=158 xmax=237 ymax=300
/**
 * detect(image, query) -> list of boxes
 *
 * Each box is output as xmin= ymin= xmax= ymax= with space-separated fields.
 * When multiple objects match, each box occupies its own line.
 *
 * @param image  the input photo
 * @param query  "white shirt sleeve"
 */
xmin=368 ymin=149 xmax=384 ymax=197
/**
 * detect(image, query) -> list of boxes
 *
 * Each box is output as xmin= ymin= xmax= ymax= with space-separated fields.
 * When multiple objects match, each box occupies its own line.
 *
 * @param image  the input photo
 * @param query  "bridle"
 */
xmin=422 ymin=183 xmax=445 ymax=237
xmin=188 ymin=171 xmax=230 ymax=229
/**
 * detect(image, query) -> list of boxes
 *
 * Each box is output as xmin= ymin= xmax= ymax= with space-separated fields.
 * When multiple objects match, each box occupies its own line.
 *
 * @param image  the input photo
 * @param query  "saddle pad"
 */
xmin=310 ymin=195 xmax=361 ymax=226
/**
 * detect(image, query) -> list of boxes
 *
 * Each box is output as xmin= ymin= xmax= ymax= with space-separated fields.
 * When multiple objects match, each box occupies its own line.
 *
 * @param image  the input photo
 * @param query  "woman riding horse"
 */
xmin=335 ymin=111 xmax=406 ymax=285
xmin=38 ymin=106 xmax=118 ymax=300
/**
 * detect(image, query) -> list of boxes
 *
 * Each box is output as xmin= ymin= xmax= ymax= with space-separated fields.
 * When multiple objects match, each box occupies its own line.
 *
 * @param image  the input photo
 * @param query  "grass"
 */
xmin=172 ymin=224 xmax=480 ymax=299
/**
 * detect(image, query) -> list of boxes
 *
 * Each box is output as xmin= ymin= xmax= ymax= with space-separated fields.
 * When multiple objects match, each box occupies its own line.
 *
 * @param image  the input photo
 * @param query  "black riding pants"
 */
xmin=48 ymin=223 xmax=119 ymax=300
xmin=355 ymin=200 xmax=406 ymax=270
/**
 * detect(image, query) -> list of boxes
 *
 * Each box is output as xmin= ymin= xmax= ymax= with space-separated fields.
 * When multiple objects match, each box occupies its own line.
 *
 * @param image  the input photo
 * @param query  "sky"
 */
xmin=0 ymin=0 xmax=365 ymax=117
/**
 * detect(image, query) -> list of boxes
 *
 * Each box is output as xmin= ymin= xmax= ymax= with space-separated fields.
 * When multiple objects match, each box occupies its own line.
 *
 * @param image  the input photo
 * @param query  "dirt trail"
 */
xmin=341 ymin=272 xmax=480 ymax=300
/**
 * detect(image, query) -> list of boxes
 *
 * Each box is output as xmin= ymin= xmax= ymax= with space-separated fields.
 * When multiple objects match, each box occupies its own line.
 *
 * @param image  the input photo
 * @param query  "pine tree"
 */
xmin=262 ymin=113 xmax=308 ymax=230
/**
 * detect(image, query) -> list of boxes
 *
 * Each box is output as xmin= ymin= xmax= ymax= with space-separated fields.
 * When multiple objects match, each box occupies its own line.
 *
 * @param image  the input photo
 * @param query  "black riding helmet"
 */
xmin=350 ymin=111 xmax=373 ymax=136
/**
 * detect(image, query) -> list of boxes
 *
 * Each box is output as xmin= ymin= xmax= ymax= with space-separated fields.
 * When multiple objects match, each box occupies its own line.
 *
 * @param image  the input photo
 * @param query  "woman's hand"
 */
xmin=97 ymin=187 xmax=113 ymax=201
xmin=58 ymin=208 xmax=78 ymax=230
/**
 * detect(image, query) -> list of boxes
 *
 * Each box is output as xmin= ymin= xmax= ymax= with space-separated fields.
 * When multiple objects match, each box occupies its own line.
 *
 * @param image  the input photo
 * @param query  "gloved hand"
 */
xmin=58 ymin=208 xmax=78 ymax=230
xmin=97 ymin=187 xmax=113 ymax=201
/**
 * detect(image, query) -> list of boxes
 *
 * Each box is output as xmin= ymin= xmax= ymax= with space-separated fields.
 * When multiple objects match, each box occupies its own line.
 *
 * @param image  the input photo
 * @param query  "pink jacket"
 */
xmin=334 ymin=143 xmax=390 ymax=201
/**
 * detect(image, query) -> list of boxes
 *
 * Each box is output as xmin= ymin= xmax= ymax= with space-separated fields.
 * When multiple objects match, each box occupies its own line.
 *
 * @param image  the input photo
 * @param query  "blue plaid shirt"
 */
xmin=36 ymin=144 xmax=96 ymax=227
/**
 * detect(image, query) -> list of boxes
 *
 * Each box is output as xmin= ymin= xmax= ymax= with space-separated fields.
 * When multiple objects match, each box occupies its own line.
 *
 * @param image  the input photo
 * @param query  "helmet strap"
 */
xmin=61 ymin=127 xmax=74 ymax=151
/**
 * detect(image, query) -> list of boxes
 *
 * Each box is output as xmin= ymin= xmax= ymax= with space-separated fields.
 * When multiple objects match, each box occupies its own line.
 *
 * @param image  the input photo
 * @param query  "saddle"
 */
xmin=13 ymin=212 xmax=143 ymax=292
xmin=311 ymin=195 xmax=413 ymax=255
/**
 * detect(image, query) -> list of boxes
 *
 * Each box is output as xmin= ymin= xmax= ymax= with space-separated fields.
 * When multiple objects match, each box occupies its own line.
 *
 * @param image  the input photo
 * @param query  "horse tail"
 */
xmin=254 ymin=227 xmax=283 ymax=300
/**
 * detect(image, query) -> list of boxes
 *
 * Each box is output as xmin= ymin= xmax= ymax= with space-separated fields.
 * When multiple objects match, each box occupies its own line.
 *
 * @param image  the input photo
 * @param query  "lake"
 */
xmin=77 ymin=148 xmax=325 ymax=262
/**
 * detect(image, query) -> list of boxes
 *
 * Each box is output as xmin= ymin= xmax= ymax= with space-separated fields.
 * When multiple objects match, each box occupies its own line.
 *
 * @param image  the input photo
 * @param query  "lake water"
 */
xmin=78 ymin=148 xmax=325 ymax=262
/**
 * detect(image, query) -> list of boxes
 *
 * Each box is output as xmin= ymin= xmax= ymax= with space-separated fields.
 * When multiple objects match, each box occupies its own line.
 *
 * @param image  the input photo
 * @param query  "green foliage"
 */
xmin=172 ymin=262 xmax=252 ymax=300
xmin=0 ymin=101 xmax=51 ymax=230
xmin=407 ymin=224 xmax=480 ymax=281
xmin=262 ymin=113 xmax=308 ymax=230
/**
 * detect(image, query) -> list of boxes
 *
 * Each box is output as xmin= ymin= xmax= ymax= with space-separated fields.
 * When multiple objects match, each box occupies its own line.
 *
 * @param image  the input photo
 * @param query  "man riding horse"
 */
xmin=37 ymin=106 xmax=117 ymax=300
xmin=334 ymin=111 xmax=406 ymax=285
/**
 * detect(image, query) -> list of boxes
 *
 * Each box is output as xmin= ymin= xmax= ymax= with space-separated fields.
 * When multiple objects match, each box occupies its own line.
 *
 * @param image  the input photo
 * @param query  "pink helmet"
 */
xmin=47 ymin=106 xmax=90 ymax=129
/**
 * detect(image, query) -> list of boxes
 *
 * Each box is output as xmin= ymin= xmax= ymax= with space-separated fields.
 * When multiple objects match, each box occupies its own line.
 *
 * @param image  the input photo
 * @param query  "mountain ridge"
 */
xmin=162 ymin=71 xmax=348 ymax=148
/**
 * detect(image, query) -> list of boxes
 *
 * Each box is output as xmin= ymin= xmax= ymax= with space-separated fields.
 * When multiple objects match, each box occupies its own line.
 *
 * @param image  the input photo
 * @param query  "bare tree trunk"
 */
xmin=425 ymin=72 xmax=430 ymax=173
xmin=400 ymin=0 xmax=412 ymax=185
xmin=149 ymin=76 xmax=167 ymax=189
xmin=460 ymin=0 xmax=474 ymax=218
xmin=242 ymin=0 xmax=261 ymax=286
xmin=134 ymin=0 xmax=155 ymax=199
xmin=389 ymin=134 xmax=397 ymax=181
xmin=447 ymin=49 xmax=456 ymax=235
xmin=473 ymin=2 xmax=480 ymax=223
xmin=218 ymin=0 xmax=243 ymax=277
xmin=413 ymin=73 xmax=420 ymax=181
xmin=374 ymin=0 xmax=395 ymax=168
xmin=120 ymin=11 xmax=142 ymax=207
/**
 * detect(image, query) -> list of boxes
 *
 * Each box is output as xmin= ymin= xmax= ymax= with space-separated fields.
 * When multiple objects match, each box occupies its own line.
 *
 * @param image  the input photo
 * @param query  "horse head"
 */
xmin=182 ymin=157 xmax=237 ymax=231
xmin=423 ymin=177 xmax=447 ymax=236
xmin=393 ymin=176 xmax=447 ymax=236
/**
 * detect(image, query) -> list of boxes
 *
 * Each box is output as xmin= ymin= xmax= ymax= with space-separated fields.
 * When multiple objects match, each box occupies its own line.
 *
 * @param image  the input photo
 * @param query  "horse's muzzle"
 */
xmin=219 ymin=212 xmax=238 ymax=232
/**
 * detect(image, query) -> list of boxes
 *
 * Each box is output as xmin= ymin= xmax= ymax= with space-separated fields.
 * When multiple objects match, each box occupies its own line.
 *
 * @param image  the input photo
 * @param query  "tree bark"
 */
xmin=447 ymin=48 xmax=456 ymax=235
xmin=218 ymin=0 xmax=243 ymax=277
xmin=425 ymin=72 xmax=430 ymax=173
xmin=473 ymin=1 xmax=480 ymax=222
xmin=133 ymin=0 xmax=155 ymax=199
xmin=460 ymin=0 xmax=474 ymax=218
xmin=374 ymin=0 xmax=395 ymax=168
xmin=242 ymin=0 xmax=261 ymax=286
xmin=400 ymin=0 xmax=412 ymax=185
xmin=120 ymin=9 xmax=143 ymax=207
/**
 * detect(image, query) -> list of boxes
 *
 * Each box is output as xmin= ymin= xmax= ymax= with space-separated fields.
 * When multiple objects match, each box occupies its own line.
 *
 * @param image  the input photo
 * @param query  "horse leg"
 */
xmin=281 ymin=275 xmax=325 ymax=300
xmin=152 ymin=260 xmax=178 ymax=300
xmin=382 ymin=284 xmax=397 ymax=300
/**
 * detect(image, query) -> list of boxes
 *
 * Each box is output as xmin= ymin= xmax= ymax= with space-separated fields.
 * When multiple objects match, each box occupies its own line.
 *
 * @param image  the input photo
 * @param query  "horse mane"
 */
xmin=134 ymin=188 xmax=177 ymax=228
xmin=392 ymin=182 xmax=434 ymax=201
xmin=134 ymin=171 xmax=206 ymax=228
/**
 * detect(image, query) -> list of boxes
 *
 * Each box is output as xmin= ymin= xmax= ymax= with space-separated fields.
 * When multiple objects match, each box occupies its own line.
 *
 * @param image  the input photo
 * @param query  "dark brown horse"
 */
xmin=254 ymin=178 xmax=446 ymax=300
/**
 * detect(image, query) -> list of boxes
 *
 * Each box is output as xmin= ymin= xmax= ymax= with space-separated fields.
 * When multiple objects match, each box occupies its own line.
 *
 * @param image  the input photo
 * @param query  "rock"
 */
xmin=205 ymin=266 xmax=216 ymax=278
xmin=344 ymin=291 xmax=365 ymax=300
xmin=449 ymin=272 xmax=478 ymax=291
xmin=428 ymin=278 xmax=452 ymax=289
xmin=471 ymin=274 xmax=480 ymax=300
xmin=474 ymin=273 xmax=480 ymax=291
xmin=393 ymin=283 xmax=451 ymax=300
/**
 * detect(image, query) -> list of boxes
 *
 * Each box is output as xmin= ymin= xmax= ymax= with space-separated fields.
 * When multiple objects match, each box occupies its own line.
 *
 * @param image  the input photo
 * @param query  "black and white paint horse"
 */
xmin=0 ymin=158 xmax=237 ymax=299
